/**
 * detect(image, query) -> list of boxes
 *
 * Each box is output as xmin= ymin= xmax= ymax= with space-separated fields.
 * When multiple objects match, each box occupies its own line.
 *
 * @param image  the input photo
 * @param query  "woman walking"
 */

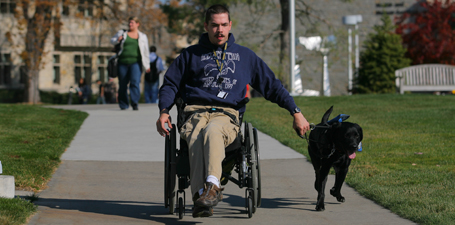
xmin=111 ymin=17 xmax=150 ymax=110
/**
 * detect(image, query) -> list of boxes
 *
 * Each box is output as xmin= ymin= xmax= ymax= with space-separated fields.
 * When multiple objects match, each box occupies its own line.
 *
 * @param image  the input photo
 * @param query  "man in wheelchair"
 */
xmin=156 ymin=4 xmax=310 ymax=218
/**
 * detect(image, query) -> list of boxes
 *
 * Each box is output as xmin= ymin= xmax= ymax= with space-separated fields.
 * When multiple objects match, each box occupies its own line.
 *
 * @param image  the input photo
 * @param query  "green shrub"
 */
xmin=355 ymin=14 xmax=411 ymax=93
xmin=0 ymin=89 xmax=24 ymax=103
xmin=0 ymin=89 xmax=98 ymax=104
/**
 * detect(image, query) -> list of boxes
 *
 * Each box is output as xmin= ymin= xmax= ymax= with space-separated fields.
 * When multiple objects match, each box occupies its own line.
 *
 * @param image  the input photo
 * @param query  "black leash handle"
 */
xmin=295 ymin=123 xmax=315 ymax=139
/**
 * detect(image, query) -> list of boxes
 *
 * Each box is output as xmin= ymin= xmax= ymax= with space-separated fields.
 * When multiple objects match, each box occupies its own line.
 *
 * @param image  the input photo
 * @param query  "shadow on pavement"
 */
xmin=222 ymin=193 xmax=325 ymax=212
xmin=34 ymin=198 xmax=202 ymax=224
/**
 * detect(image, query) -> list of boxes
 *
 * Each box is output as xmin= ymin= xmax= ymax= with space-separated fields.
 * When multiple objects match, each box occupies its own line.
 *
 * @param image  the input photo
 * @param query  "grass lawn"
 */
xmin=0 ymin=104 xmax=87 ymax=225
xmin=243 ymin=94 xmax=455 ymax=225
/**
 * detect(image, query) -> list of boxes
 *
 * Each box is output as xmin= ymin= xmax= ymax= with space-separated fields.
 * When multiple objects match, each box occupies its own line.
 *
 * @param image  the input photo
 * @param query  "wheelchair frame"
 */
xmin=164 ymin=120 xmax=261 ymax=219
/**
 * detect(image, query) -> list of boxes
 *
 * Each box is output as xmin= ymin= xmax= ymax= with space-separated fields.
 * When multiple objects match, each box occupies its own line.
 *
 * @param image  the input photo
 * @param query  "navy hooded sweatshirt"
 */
xmin=159 ymin=33 xmax=298 ymax=115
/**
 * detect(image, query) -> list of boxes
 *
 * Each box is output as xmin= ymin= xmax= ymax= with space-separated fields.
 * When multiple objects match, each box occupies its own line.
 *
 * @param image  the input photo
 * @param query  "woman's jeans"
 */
xmin=118 ymin=62 xmax=142 ymax=109
xmin=144 ymin=80 xmax=159 ymax=103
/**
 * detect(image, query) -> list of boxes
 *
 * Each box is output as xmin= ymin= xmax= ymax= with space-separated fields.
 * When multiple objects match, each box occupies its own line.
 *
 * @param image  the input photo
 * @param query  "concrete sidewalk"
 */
xmin=28 ymin=104 xmax=415 ymax=225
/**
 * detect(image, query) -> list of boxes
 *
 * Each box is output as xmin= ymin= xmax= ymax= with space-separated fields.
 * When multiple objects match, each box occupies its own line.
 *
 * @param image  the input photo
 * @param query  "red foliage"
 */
xmin=396 ymin=0 xmax=455 ymax=65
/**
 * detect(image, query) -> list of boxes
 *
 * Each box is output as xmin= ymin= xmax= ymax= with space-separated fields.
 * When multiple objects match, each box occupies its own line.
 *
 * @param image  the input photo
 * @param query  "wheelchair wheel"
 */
xmin=178 ymin=197 xmax=184 ymax=219
xmin=247 ymin=123 xmax=259 ymax=213
xmin=247 ymin=195 xmax=253 ymax=218
xmin=253 ymin=127 xmax=262 ymax=208
xmin=164 ymin=126 xmax=177 ymax=214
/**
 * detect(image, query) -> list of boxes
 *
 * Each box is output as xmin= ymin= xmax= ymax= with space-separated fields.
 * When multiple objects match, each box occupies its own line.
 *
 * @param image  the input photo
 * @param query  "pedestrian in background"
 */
xmin=110 ymin=16 xmax=150 ymax=111
xmin=96 ymin=80 xmax=106 ymax=104
xmin=144 ymin=46 xmax=165 ymax=104
xmin=104 ymin=77 xmax=118 ymax=104
xmin=78 ymin=78 xmax=92 ymax=104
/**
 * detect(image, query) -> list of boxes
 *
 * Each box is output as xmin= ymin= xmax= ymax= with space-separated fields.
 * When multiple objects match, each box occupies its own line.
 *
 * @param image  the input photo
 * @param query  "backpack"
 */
xmin=107 ymin=56 xmax=118 ymax=78
xmin=145 ymin=57 xmax=159 ymax=83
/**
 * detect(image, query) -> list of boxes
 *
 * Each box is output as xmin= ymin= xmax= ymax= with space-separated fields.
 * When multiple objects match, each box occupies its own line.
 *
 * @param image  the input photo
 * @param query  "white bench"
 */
xmin=395 ymin=64 xmax=455 ymax=94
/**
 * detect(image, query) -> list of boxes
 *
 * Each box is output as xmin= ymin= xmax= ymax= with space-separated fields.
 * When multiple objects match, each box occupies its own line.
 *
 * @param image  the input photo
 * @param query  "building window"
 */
xmin=376 ymin=2 xmax=405 ymax=15
xmin=74 ymin=0 xmax=106 ymax=18
xmin=62 ymin=5 xmax=70 ymax=16
xmin=74 ymin=54 xmax=91 ymax=84
xmin=97 ymin=55 xmax=111 ymax=83
xmin=78 ymin=0 xmax=94 ymax=17
xmin=0 ymin=0 xmax=16 ymax=14
xmin=53 ymin=55 xmax=61 ymax=84
xmin=19 ymin=64 xmax=27 ymax=84
xmin=0 ymin=53 xmax=11 ymax=85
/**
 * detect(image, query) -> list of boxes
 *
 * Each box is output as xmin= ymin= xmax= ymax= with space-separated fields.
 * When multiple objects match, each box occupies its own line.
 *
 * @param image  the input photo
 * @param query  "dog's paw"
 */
xmin=336 ymin=196 xmax=345 ymax=203
xmin=315 ymin=205 xmax=325 ymax=211
xmin=330 ymin=188 xmax=345 ymax=202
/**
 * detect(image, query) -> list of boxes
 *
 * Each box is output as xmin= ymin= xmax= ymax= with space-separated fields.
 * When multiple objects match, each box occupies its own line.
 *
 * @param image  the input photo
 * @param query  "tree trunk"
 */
xmin=24 ymin=70 xmax=41 ymax=104
xmin=279 ymin=0 xmax=290 ymax=89
xmin=20 ymin=0 xmax=55 ymax=104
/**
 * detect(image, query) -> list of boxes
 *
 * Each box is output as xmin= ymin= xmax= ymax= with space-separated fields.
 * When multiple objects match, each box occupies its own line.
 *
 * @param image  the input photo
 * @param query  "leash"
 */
xmin=297 ymin=123 xmax=331 ymax=143
xmin=297 ymin=123 xmax=337 ymax=159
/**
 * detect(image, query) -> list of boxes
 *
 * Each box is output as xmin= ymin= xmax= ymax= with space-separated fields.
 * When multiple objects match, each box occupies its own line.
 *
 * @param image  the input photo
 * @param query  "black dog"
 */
xmin=308 ymin=106 xmax=363 ymax=211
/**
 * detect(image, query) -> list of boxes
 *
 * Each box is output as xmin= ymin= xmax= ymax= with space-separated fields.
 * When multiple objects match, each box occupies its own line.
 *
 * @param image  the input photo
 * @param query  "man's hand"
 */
xmin=118 ymin=36 xmax=123 ymax=42
xmin=156 ymin=111 xmax=172 ymax=137
xmin=146 ymin=68 xmax=151 ymax=73
xmin=293 ymin=112 xmax=310 ymax=138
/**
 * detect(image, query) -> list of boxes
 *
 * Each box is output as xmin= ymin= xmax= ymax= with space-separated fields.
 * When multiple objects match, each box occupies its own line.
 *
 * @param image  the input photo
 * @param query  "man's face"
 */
xmin=204 ymin=13 xmax=232 ymax=46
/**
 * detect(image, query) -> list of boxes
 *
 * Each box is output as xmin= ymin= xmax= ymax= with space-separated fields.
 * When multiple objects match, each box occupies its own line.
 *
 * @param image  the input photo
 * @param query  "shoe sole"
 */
xmin=192 ymin=208 xmax=213 ymax=217
xmin=194 ymin=199 xmax=220 ymax=207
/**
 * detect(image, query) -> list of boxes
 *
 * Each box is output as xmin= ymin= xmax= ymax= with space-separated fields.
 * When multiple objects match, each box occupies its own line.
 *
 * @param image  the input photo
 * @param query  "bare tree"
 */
xmin=6 ymin=0 xmax=59 ymax=104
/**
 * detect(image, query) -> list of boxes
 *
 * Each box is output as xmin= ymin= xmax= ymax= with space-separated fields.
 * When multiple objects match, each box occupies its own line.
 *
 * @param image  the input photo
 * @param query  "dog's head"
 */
xmin=330 ymin=121 xmax=363 ymax=159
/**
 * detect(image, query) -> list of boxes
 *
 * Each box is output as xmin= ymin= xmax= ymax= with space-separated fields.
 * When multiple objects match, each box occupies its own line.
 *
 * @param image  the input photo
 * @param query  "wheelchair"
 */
xmin=164 ymin=100 xmax=262 ymax=219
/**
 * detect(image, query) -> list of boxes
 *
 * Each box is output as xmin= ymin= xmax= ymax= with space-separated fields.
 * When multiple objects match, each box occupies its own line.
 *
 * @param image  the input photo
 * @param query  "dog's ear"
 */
xmin=321 ymin=106 xmax=333 ymax=124
xmin=356 ymin=123 xmax=363 ymax=142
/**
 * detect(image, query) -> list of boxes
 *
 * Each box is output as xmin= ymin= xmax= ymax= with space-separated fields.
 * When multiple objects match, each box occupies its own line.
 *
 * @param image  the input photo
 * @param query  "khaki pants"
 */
xmin=180 ymin=105 xmax=240 ymax=197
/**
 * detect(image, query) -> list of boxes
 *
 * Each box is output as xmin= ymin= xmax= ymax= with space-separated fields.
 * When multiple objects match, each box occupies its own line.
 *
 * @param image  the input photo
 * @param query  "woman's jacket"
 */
xmin=110 ymin=29 xmax=150 ymax=71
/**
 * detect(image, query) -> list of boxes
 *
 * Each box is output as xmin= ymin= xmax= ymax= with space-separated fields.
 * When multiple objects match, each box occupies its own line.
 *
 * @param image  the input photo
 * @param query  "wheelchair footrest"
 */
xmin=222 ymin=171 xmax=242 ymax=187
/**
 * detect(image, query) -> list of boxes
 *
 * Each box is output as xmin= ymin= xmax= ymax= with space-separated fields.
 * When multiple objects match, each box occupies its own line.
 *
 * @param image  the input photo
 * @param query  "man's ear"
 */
xmin=204 ymin=22 xmax=208 ymax=32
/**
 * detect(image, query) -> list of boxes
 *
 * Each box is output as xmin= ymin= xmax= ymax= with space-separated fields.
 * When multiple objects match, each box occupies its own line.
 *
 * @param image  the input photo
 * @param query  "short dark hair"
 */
xmin=150 ymin=46 xmax=157 ymax=52
xmin=205 ymin=4 xmax=230 ymax=24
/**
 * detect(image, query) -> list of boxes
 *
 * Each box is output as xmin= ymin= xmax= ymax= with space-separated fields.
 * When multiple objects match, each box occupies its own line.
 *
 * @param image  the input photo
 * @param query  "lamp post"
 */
xmin=299 ymin=35 xmax=336 ymax=97
xmin=321 ymin=48 xmax=331 ymax=96
xmin=342 ymin=15 xmax=362 ymax=95
xmin=289 ymin=0 xmax=296 ymax=95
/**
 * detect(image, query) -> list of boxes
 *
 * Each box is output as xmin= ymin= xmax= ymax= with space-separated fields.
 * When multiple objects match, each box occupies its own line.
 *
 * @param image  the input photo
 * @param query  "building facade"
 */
xmin=0 ymin=0 xmax=177 ymax=97
xmin=1 ymin=1 xmax=116 ymax=94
